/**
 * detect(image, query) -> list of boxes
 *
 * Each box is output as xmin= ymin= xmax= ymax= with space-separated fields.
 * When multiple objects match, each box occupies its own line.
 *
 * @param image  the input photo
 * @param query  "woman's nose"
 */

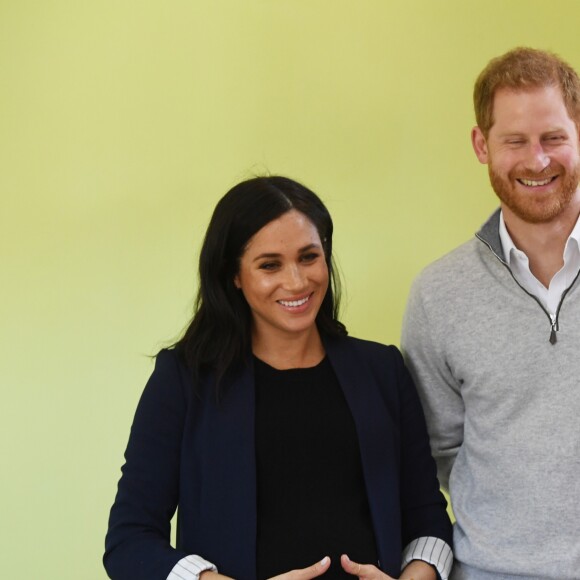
xmin=283 ymin=264 xmax=306 ymax=291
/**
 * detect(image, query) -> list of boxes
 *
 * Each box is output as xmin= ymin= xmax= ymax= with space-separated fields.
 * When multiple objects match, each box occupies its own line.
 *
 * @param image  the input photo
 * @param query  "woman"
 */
xmin=104 ymin=176 xmax=452 ymax=580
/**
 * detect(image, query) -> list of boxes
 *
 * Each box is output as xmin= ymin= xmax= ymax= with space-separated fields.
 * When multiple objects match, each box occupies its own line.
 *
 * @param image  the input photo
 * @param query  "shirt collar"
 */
xmin=565 ymin=210 xmax=580 ymax=256
xmin=498 ymin=210 xmax=519 ymax=266
xmin=499 ymin=209 xmax=580 ymax=265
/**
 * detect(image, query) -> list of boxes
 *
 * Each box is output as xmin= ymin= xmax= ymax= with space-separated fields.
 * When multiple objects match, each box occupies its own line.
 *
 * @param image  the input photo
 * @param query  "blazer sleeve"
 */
xmin=391 ymin=347 xmax=453 ymax=549
xmin=104 ymin=350 xmax=192 ymax=579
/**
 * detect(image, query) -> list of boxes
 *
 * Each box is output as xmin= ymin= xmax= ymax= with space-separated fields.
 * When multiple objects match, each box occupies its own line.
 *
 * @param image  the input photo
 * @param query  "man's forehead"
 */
xmin=489 ymin=85 xmax=573 ymax=128
xmin=493 ymin=84 xmax=563 ymax=102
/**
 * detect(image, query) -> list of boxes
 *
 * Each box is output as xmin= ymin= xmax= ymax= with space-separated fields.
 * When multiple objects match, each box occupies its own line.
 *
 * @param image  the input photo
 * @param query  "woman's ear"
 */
xmin=234 ymin=275 xmax=241 ymax=289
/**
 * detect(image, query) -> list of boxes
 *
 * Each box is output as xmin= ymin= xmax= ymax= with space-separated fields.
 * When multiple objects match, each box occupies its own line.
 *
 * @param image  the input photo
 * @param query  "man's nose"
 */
xmin=523 ymin=142 xmax=551 ymax=173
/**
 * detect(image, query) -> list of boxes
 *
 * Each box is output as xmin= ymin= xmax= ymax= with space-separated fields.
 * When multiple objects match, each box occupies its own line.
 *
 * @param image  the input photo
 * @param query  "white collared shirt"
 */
xmin=499 ymin=210 xmax=580 ymax=317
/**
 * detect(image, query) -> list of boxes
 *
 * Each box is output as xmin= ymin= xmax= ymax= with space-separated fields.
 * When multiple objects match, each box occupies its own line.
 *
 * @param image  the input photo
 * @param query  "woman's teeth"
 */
xmin=278 ymin=296 xmax=310 ymax=307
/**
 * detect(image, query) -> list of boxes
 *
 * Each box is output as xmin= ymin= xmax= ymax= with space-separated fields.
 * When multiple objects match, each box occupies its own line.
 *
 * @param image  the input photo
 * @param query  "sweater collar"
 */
xmin=475 ymin=208 xmax=507 ymax=264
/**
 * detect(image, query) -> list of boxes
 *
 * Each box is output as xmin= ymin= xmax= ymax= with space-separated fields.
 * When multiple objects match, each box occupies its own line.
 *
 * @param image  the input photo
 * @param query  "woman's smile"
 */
xmin=277 ymin=292 xmax=313 ymax=309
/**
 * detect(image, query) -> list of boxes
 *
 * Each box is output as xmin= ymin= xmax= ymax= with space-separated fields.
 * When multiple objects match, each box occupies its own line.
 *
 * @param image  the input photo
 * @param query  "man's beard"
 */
xmin=488 ymin=161 xmax=580 ymax=224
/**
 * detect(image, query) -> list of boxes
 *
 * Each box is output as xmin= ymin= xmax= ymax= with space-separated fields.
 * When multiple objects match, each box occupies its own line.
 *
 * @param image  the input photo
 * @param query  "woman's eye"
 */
xmin=258 ymin=262 xmax=279 ymax=271
xmin=300 ymin=252 xmax=319 ymax=263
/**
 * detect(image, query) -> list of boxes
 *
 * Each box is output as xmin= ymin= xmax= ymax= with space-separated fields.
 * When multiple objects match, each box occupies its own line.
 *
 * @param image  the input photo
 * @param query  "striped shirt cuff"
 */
xmin=401 ymin=536 xmax=453 ymax=580
xmin=167 ymin=555 xmax=217 ymax=580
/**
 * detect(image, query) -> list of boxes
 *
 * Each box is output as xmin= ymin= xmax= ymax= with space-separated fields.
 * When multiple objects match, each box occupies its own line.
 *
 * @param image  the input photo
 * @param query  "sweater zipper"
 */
xmin=550 ymin=274 xmax=580 ymax=343
xmin=475 ymin=234 xmax=580 ymax=344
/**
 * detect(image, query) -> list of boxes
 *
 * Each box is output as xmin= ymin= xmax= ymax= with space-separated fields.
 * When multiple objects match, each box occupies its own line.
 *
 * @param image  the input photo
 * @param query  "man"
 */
xmin=401 ymin=47 xmax=580 ymax=580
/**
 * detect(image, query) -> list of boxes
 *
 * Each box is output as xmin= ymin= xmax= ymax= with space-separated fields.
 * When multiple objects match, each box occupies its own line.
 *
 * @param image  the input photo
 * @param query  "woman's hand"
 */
xmin=398 ymin=560 xmax=436 ymax=580
xmin=200 ymin=557 xmax=331 ymax=580
xmin=270 ymin=556 xmax=332 ymax=579
xmin=199 ymin=572 xmax=234 ymax=580
xmin=340 ymin=555 xmax=436 ymax=580
xmin=340 ymin=555 xmax=395 ymax=580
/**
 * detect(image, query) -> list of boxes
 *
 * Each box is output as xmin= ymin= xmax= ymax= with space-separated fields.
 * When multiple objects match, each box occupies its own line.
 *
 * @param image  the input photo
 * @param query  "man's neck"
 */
xmin=502 ymin=191 xmax=580 ymax=287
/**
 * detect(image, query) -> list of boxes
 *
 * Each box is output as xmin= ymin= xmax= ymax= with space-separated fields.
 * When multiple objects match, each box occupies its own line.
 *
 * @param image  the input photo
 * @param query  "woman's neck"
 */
xmin=251 ymin=327 xmax=325 ymax=370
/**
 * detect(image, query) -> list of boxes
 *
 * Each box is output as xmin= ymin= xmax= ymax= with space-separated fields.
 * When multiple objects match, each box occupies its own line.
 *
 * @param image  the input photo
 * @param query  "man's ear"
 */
xmin=471 ymin=126 xmax=489 ymax=164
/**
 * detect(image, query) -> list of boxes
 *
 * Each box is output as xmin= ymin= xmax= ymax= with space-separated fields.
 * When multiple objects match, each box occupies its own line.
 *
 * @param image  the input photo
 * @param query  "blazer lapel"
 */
xmin=324 ymin=337 xmax=401 ymax=569
xmin=202 ymin=360 xmax=257 ymax=578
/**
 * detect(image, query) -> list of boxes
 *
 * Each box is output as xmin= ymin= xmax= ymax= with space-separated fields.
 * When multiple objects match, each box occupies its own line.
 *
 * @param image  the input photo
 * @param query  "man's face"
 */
xmin=472 ymin=85 xmax=580 ymax=224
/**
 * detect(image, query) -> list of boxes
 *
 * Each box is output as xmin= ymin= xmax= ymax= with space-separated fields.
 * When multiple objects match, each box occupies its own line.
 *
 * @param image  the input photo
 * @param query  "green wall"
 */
xmin=1 ymin=1 xmax=579 ymax=577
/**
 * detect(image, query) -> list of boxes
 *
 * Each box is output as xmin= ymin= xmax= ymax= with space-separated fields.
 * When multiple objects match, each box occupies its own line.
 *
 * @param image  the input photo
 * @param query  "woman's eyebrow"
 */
xmin=252 ymin=243 xmax=321 ymax=262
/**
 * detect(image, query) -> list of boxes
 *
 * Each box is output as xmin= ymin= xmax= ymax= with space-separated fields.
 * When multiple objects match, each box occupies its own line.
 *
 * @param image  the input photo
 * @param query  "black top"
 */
xmin=254 ymin=356 xmax=379 ymax=580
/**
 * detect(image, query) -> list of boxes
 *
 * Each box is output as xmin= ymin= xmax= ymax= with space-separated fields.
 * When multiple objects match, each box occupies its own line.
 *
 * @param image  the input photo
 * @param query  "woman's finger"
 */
xmin=270 ymin=556 xmax=331 ymax=580
xmin=340 ymin=554 xmax=393 ymax=580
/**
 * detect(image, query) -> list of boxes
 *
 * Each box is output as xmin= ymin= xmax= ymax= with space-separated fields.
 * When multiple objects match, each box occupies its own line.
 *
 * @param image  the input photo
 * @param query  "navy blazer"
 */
xmin=104 ymin=336 xmax=451 ymax=580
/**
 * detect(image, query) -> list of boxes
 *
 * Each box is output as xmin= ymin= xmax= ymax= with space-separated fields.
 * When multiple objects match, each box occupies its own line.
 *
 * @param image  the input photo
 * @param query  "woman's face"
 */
xmin=234 ymin=209 xmax=329 ymax=342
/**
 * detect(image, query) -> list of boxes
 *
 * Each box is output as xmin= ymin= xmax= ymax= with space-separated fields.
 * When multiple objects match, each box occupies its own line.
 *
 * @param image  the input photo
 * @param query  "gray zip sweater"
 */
xmin=401 ymin=209 xmax=580 ymax=580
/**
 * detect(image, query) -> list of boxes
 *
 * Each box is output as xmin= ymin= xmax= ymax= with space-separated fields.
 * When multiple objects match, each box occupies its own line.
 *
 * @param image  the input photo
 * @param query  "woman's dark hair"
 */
xmin=173 ymin=175 xmax=347 ymax=390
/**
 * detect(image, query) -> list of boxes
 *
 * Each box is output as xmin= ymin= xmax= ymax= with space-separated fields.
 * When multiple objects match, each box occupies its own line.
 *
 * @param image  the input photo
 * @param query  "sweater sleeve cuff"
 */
xmin=401 ymin=536 xmax=453 ymax=580
xmin=167 ymin=555 xmax=218 ymax=580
